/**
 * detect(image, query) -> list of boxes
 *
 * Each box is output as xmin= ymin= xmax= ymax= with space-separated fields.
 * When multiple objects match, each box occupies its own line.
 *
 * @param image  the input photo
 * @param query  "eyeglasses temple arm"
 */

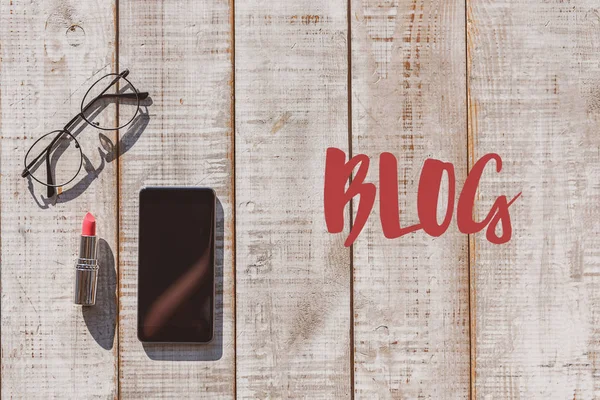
xmin=99 ymin=91 xmax=149 ymax=100
xmin=44 ymin=131 xmax=60 ymax=198
xmin=46 ymin=155 xmax=55 ymax=197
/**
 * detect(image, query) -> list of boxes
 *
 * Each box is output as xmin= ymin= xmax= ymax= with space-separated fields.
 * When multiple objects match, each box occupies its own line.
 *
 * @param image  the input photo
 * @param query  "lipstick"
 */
xmin=74 ymin=212 xmax=99 ymax=306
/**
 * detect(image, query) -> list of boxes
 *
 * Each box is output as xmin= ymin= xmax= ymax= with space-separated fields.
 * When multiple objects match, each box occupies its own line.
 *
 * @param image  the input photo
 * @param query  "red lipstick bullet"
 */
xmin=74 ymin=212 xmax=99 ymax=306
xmin=81 ymin=212 xmax=96 ymax=236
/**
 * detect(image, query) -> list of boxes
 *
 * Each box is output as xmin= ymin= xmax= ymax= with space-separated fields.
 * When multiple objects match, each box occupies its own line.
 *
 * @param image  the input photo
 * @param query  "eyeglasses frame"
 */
xmin=22 ymin=69 xmax=148 ymax=197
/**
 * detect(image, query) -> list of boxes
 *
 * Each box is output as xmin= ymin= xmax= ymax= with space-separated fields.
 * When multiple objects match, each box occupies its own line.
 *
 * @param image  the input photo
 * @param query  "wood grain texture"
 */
xmin=234 ymin=2 xmax=352 ymax=398
xmin=0 ymin=0 xmax=118 ymax=398
xmin=117 ymin=0 xmax=235 ymax=398
xmin=350 ymin=0 xmax=470 ymax=398
xmin=468 ymin=0 xmax=600 ymax=398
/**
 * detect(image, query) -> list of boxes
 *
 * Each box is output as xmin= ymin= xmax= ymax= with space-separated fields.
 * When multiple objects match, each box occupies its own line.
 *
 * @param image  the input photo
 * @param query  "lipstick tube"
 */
xmin=74 ymin=213 xmax=99 ymax=306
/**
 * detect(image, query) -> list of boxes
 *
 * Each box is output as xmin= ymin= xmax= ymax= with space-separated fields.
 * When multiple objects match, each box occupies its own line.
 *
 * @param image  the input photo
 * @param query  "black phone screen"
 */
xmin=138 ymin=187 xmax=215 ymax=343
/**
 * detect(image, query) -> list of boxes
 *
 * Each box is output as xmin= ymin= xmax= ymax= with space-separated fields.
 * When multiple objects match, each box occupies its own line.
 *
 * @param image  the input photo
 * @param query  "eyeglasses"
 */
xmin=22 ymin=69 xmax=148 ymax=198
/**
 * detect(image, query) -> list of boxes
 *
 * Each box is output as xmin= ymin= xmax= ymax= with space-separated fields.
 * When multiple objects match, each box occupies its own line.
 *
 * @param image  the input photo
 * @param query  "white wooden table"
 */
xmin=1 ymin=0 xmax=599 ymax=398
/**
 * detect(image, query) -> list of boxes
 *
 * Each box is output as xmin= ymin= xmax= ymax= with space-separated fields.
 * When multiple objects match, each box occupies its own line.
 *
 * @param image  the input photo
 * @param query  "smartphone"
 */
xmin=138 ymin=187 xmax=215 ymax=343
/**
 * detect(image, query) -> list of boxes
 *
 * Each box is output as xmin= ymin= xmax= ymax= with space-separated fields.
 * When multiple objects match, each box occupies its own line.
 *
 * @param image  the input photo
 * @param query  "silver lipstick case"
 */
xmin=74 ymin=235 xmax=99 ymax=306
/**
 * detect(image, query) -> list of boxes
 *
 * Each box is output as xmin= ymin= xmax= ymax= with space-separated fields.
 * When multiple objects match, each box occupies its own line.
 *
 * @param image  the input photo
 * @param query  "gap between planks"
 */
xmin=347 ymin=0 xmax=356 ymax=397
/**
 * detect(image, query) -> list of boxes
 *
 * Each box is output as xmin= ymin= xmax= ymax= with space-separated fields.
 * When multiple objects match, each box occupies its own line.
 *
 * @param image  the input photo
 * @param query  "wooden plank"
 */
xmin=350 ymin=0 xmax=470 ymax=398
xmin=234 ymin=2 xmax=352 ymax=398
xmin=117 ymin=0 xmax=235 ymax=398
xmin=468 ymin=0 xmax=600 ymax=398
xmin=0 ymin=0 xmax=118 ymax=398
